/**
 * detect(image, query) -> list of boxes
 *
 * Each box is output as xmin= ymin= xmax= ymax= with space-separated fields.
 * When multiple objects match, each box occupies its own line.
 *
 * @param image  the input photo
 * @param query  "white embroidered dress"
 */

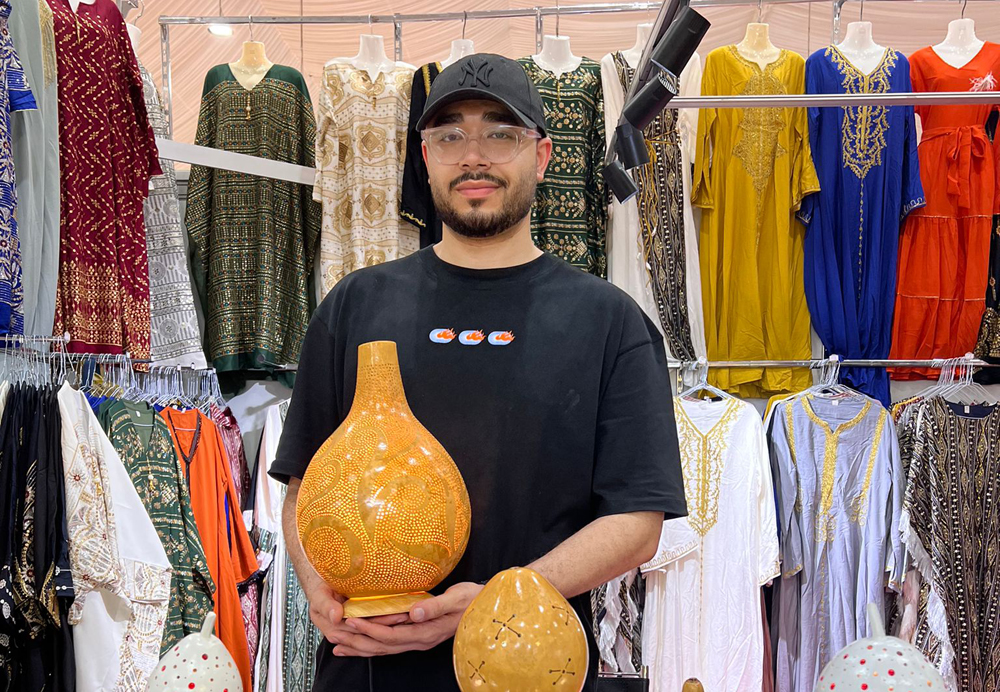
xmin=58 ymin=383 xmax=172 ymax=691
xmin=641 ymin=397 xmax=779 ymax=692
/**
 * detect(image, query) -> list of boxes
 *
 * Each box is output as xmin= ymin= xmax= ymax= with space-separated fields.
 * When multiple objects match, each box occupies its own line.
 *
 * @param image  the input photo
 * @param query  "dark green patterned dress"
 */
xmin=100 ymin=399 xmax=215 ymax=654
xmin=186 ymin=64 xmax=321 ymax=373
xmin=518 ymin=57 xmax=608 ymax=277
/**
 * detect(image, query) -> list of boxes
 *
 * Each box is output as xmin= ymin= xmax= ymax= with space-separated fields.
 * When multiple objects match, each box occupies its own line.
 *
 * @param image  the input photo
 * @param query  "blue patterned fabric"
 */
xmin=0 ymin=0 xmax=35 ymax=336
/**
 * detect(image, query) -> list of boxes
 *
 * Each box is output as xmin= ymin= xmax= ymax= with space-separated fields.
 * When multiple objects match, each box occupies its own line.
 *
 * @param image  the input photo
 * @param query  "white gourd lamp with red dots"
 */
xmin=146 ymin=613 xmax=243 ymax=692
xmin=814 ymin=604 xmax=946 ymax=692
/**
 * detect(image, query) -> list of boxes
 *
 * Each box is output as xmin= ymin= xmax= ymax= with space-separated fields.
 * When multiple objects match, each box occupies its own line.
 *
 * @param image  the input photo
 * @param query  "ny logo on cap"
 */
xmin=459 ymin=57 xmax=493 ymax=88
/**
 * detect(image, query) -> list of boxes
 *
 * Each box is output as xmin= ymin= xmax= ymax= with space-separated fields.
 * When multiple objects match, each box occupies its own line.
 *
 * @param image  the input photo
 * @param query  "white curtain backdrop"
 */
xmin=130 ymin=1 xmax=1000 ymax=153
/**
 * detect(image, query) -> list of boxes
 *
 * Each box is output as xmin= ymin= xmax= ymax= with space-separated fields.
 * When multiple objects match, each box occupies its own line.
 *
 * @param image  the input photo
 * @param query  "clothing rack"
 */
xmin=153 ymin=0 xmax=1000 ymax=181
xmin=666 ymin=357 xmax=1000 ymax=369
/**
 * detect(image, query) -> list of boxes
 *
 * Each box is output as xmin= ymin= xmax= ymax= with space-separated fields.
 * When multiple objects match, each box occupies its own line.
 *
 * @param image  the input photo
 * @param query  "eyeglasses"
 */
xmin=421 ymin=125 xmax=542 ymax=165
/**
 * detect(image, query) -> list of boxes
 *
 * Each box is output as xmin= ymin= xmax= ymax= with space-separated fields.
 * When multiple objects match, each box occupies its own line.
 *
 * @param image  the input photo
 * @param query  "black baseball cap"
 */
xmin=416 ymin=53 xmax=548 ymax=137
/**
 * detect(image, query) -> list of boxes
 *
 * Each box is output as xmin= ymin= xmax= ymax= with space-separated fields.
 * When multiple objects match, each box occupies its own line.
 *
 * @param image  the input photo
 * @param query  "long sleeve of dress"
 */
xmin=692 ymin=54 xmax=717 ymax=209
xmin=789 ymin=67 xmax=820 ymax=212
xmin=400 ymin=64 xmax=432 ymax=236
xmin=185 ymin=78 xmax=216 ymax=314
xmin=111 ymin=6 xmax=160 ymax=183
xmin=755 ymin=417 xmax=780 ymax=585
xmin=899 ymin=59 xmax=926 ymax=220
xmin=588 ymin=81 xmax=609 ymax=279
xmin=884 ymin=415 xmax=906 ymax=591
xmin=770 ymin=402 xmax=803 ymax=577
xmin=678 ymin=54 xmax=702 ymax=163
xmin=298 ymin=75 xmax=320 ymax=279
xmin=798 ymin=55 xmax=823 ymax=226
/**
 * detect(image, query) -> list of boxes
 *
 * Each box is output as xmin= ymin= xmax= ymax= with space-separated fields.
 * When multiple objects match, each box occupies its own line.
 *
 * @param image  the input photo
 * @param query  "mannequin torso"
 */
xmin=621 ymin=22 xmax=653 ymax=69
xmin=229 ymin=41 xmax=274 ymax=91
xmin=835 ymin=21 xmax=887 ymax=75
xmin=126 ymin=22 xmax=141 ymax=58
xmin=736 ymin=23 xmax=781 ymax=70
xmin=327 ymin=34 xmax=414 ymax=81
xmin=532 ymin=35 xmax=583 ymax=78
xmin=68 ymin=0 xmax=95 ymax=12
xmin=441 ymin=38 xmax=475 ymax=68
xmin=933 ymin=18 xmax=985 ymax=69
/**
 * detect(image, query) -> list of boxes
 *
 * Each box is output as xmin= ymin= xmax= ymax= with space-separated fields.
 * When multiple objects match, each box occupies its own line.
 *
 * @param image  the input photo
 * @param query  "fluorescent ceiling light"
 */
xmin=208 ymin=23 xmax=233 ymax=36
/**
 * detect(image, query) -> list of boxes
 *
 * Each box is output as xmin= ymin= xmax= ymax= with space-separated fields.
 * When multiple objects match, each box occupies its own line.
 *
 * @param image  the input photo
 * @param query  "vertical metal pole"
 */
xmin=394 ymin=15 xmax=403 ymax=62
xmin=160 ymin=23 xmax=173 ymax=137
xmin=535 ymin=7 xmax=543 ymax=52
xmin=831 ymin=0 xmax=844 ymax=44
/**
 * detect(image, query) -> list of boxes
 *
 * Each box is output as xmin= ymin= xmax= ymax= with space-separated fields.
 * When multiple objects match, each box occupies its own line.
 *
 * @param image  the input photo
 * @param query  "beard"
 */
xmin=432 ymin=170 xmax=537 ymax=239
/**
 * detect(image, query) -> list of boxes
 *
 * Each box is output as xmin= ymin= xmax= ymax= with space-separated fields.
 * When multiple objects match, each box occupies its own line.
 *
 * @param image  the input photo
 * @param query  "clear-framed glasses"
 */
xmin=421 ymin=124 xmax=542 ymax=165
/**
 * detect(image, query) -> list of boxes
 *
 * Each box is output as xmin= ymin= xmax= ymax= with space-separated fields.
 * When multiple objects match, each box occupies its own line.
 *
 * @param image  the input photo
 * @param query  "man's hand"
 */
xmin=328 ymin=582 xmax=484 ymax=657
xmin=307 ymin=579 xmax=347 ymax=642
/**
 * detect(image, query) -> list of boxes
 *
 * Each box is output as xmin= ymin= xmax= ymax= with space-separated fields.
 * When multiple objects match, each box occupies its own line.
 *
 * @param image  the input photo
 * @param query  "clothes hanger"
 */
xmin=757 ymin=0 xmax=763 ymax=22
xmin=678 ymin=357 xmax=736 ymax=401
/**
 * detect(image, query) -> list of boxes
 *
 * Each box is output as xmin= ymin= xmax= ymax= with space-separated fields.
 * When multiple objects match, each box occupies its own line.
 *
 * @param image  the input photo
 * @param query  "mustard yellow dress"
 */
xmin=693 ymin=46 xmax=820 ymax=398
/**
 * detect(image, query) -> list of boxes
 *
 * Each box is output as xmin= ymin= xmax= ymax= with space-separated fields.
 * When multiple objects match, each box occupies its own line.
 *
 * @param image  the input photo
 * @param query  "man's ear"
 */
xmin=422 ymin=139 xmax=430 ymax=166
xmin=536 ymin=137 xmax=553 ymax=182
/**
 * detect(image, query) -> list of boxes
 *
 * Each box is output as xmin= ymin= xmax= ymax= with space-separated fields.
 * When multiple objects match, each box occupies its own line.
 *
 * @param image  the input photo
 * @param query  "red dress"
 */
xmin=890 ymin=43 xmax=1000 ymax=378
xmin=48 ymin=0 xmax=159 ymax=358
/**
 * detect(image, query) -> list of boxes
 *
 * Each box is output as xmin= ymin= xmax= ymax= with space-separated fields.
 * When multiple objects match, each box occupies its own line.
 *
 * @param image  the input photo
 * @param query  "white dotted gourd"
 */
xmin=146 ymin=613 xmax=243 ymax=692
xmin=814 ymin=604 xmax=946 ymax=692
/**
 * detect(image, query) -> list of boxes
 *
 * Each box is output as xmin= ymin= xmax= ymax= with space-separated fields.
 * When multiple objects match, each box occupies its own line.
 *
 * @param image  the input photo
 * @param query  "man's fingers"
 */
xmin=410 ymin=587 xmax=468 ymax=623
xmin=366 ymin=613 xmax=411 ymax=626
xmin=333 ymin=644 xmax=375 ymax=658
xmin=346 ymin=617 xmax=401 ymax=643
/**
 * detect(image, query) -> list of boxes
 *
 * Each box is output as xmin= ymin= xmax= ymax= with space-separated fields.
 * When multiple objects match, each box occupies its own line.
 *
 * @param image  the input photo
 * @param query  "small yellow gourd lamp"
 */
xmin=296 ymin=341 xmax=472 ymax=618
xmin=453 ymin=568 xmax=589 ymax=691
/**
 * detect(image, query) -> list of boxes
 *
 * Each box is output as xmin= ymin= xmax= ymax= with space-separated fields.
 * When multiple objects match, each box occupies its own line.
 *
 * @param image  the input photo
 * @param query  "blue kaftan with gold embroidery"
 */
xmin=799 ymin=47 xmax=924 ymax=404
xmin=0 ymin=0 xmax=35 ymax=335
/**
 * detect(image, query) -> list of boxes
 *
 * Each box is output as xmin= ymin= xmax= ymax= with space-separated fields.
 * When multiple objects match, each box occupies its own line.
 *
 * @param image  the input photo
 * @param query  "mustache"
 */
xmin=449 ymin=172 xmax=508 ymax=191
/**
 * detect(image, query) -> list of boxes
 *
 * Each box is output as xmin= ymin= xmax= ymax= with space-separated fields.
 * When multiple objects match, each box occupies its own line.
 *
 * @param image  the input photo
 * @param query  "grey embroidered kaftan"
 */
xmin=771 ymin=394 xmax=905 ymax=692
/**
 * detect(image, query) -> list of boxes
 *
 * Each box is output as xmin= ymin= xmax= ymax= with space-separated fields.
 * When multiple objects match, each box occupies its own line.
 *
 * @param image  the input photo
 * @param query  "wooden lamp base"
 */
xmin=342 ymin=592 xmax=433 ymax=619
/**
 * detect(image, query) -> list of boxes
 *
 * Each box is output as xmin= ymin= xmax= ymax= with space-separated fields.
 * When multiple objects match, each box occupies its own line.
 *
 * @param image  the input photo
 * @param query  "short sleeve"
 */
xmin=591 ymin=307 xmax=686 ymax=520
xmin=270 ymin=309 xmax=342 ymax=484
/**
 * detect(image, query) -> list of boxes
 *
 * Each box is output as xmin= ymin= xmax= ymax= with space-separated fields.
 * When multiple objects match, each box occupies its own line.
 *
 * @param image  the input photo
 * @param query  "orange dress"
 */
xmin=162 ymin=408 xmax=258 ymax=692
xmin=890 ymin=43 xmax=1000 ymax=378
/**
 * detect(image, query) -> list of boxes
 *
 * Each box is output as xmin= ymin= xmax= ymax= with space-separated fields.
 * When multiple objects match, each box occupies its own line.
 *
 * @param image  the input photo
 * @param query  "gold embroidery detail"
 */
xmin=849 ymin=408 xmax=887 ymax=525
xmin=39 ymin=0 xmax=57 ymax=87
xmin=801 ymin=396 xmax=872 ymax=543
xmin=729 ymin=46 xmax=789 ymax=245
xmin=826 ymin=47 xmax=896 ymax=293
xmin=674 ymin=398 xmax=743 ymax=537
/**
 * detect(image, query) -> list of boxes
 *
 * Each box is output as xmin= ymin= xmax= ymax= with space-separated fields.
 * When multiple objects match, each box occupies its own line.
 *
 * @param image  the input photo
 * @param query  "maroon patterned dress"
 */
xmin=48 ymin=0 xmax=158 ymax=358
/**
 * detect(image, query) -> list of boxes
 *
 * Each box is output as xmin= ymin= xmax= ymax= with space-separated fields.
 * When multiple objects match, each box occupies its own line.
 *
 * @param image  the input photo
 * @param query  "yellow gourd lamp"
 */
xmin=296 ymin=340 xmax=472 ymax=618
xmin=453 ymin=568 xmax=589 ymax=691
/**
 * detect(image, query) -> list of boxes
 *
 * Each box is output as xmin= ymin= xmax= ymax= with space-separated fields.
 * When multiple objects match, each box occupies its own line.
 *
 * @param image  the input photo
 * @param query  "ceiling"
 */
xmin=128 ymin=0 xmax=1000 ymax=147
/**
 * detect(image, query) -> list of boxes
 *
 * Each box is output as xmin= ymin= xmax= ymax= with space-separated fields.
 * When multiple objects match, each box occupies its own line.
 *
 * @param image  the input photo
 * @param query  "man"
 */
xmin=270 ymin=53 xmax=685 ymax=691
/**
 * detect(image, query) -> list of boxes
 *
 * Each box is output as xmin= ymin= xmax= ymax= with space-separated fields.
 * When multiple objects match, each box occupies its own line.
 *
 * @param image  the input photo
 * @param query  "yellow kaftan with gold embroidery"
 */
xmin=693 ymin=47 xmax=820 ymax=398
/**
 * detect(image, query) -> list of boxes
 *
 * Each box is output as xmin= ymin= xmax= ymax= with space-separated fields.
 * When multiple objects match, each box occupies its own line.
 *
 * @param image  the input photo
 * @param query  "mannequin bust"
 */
xmin=933 ymin=18 xmax=984 ymax=68
xmin=441 ymin=38 xmax=475 ymax=68
xmin=736 ymin=23 xmax=781 ymax=69
xmin=126 ymin=22 xmax=141 ymax=58
xmin=835 ymin=21 xmax=886 ymax=75
xmin=621 ymin=22 xmax=653 ymax=69
xmin=68 ymin=0 xmax=95 ymax=12
xmin=229 ymin=41 xmax=273 ymax=91
xmin=532 ymin=35 xmax=582 ymax=78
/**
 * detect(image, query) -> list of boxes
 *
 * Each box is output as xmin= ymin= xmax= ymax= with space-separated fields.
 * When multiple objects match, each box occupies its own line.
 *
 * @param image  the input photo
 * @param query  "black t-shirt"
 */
xmin=271 ymin=247 xmax=686 ymax=692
